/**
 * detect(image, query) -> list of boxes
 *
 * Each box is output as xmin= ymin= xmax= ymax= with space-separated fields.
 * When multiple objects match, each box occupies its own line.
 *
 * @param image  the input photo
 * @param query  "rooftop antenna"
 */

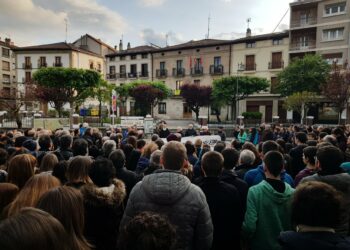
xmin=165 ymin=33 xmax=169 ymax=47
xmin=206 ymin=14 xmax=211 ymax=39
xmin=247 ymin=18 xmax=251 ymax=29
xmin=64 ymin=18 xmax=68 ymax=43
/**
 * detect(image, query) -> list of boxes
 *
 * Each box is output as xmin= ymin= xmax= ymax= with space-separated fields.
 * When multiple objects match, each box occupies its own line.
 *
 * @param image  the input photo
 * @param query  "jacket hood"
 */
xmin=137 ymin=157 xmax=149 ymax=169
xmin=81 ymin=179 xmax=126 ymax=207
xmin=141 ymin=170 xmax=191 ymax=205
xmin=260 ymin=180 xmax=294 ymax=204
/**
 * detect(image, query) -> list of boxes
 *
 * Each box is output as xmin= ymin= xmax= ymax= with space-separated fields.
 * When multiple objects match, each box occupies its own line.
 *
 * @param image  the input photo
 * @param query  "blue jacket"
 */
xmin=244 ymin=165 xmax=294 ymax=188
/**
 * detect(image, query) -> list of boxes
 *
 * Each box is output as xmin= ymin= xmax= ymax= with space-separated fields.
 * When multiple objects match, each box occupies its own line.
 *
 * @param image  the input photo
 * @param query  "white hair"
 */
xmin=102 ymin=140 xmax=117 ymax=157
xmin=239 ymin=149 xmax=256 ymax=165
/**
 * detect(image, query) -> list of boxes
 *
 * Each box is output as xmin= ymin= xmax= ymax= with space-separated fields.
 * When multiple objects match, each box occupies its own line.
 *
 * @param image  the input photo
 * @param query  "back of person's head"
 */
xmin=8 ymin=174 xmax=60 ymax=217
xmin=127 ymin=136 xmax=137 ymax=148
xmin=38 ymin=134 xmax=52 ymax=150
xmin=154 ymin=138 xmax=165 ymax=150
xmin=37 ymin=186 xmax=91 ymax=250
xmin=316 ymin=146 xmax=344 ymax=175
xmin=221 ymin=148 xmax=239 ymax=170
xmin=72 ymin=139 xmax=88 ymax=156
xmin=40 ymin=153 xmax=59 ymax=172
xmin=102 ymin=140 xmax=117 ymax=157
xmin=319 ymin=132 xmax=328 ymax=140
xmin=295 ymin=132 xmax=307 ymax=144
xmin=52 ymin=160 xmax=68 ymax=184
xmin=303 ymin=146 xmax=317 ymax=165
xmin=263 ymin=151 xmax=284 ymax=177
xmin=161 ymin=141 xmax=186 ymax=170
xmin=66 ymin=156 xmax=92 ymax=184
xmin=7 ymin=154 xmax=36 ymax=189
xmin=137 ymin=139 xmax=146 ymax=150
xmin=201 ymin=151 xmax=224 ymax=177
xmin=231 ymin=139 xmax=241 ymax=150
xmin=60 ymin=135 xmax=72 ymax=150
xmin=262 ymin=141 xmax=279 ymax=155
xmin=292 ymin=181 xmax=342 ymax=229
xmin=322 ymin=135 xmax=338 ymax=147
xmin=14 ymin=136 xmax=27 ymax=148
xmin=22 ymin=139 xmax=37 ymax=152
xmin=109 ymin=149 xmax=126 ymax=169
xmin=306 ymin=140 xmax=317 ymax=147
xmin=89 ymin=158 xmax=116 ymax=187
xmin=151 ymin=134 xmax=159 ymax=142
xmin=213 ymin=141 xmax=226 ymax=153
xmin=194 ymin=138 xmax=202 ymax=148
xmin=142 ymin=142 xmax=158 ymax=159
xmin=0 ymin=208 xmax=70 ymax=250
xmin=118 ymin=211 xmax=176 ymax=250
xmin=184 ymin=141 xmax=196 ymax=155
xmin=239 ymin=149 xmax=256 ymax=166
xmin=150 ymin=150 xmax=162 ymax=168
xmin=0 ymin=183 xmax=19 ymax=213
xmin=0 ymin=148 xmax=8 ymax=166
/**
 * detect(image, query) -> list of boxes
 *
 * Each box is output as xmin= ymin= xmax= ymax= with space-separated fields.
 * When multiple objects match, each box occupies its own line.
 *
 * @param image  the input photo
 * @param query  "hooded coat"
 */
xmin=81 ymin=179 xmax=126 ymax=250
xmin=120 ymin=170 xmax=213 ymax=250
xmin=242 ymin=180 xmax=294 ymax=250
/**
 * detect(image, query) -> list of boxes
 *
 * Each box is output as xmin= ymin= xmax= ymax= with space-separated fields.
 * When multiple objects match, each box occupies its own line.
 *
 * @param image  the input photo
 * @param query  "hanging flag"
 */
xmin=112 ymin=90 xmax=117 ymax=113
xmin=189 ymin=56 xmax=192 ymax=68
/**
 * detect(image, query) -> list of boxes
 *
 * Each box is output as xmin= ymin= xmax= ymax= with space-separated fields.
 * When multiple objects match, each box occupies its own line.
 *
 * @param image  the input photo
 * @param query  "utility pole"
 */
xmin=64 ymin=18 xmax=68 ymax=43
xmin=206 ymin=14 xmax=211 ymax=39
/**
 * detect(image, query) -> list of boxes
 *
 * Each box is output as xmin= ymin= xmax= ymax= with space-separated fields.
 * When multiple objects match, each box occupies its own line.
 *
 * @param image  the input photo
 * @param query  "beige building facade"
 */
xmin=0 ymin=38 xmax=16 ymax=95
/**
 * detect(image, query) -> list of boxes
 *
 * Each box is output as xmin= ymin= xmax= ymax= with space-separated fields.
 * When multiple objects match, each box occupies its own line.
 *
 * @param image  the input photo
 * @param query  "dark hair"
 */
xmin=136 ymin=139 xmax=146 ymax=150
xmin=38 ymin=135 xmax=52 ymax=150
xmin=127 ymin=136 xmax=137 ymax=148
xmin=89 ymin=158 xmax=116 ymax=187
xmin=307 ymin=132 xmax=317 ymax=140
xmin=109 ymin=149 xmax=126 ymax=169
xmin=66 ymin=156 xmax=92 ymax=184
xmin=263 ymin=151 xmax=284 ymax=177
xmin=201 ymin=151 xmax=224 ymax=177
xmin=37 ymin=186 xmax=91 ymax=250
xmin=319 ymin=132 xmax=328 ymax=140
xmin=292 ymin=181 xmax=343 ymax=228
xmin=306 ymin=140 xmax=317 ymax=147
xmin=295 ymin=132 xmax=307 ymax=144
xmin=72 ymin=139 xmax=88 ymax=156
xmin=118 ymin=211 xmax=176 ymax=250
xmin=52 ymin=160 xmax=68 ymax=184
xmin=221 ymin=148 xmax=239 ymax=170
xmin=0 ymin=208 xmax=70 ymax=250
xmin=40 ymin=153 xmax=59 ymax=172
xmin=262 ymin=141 xmax=279 ymax=155
xmin=155 ymin=138 xmax=165 ymax=150
xmin=60 ymin=135 xmax=73 ymax=150
xmin=303 ymin=146 xmax=317 ymax=165
xmin=213 ymin=141 xmax=226 ymax=153
xmin=316 ymin=146 xmax=344 ymax=175
xmin=14 ymin=136 xmax=28 ymax=148
xmin=185 ymin=141 xmax=196 ymax=155
xmin=0 ymin=183 xmax=19 ymax=213
xmin=0 ymin=148 xmax=8 ymax=166
xmin=151 ymin=134 xmax=159 ymax=141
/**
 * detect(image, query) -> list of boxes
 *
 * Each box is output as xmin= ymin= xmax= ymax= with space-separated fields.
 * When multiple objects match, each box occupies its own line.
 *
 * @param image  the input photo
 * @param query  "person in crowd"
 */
xmin=158 ymin=122 xmax=170 ymax=138
xmin=332 ymin=127 xmax=347 ymax=152
xmin=6 ymin=174 xmax=60 ymax=217
xmin=72 ymin=138 xmax=89 ymax=157
xmin=37 ymin=134 xmax=53 ymax=165
xmin=118 ymin=211 xmax=177 ymax=250
xmin=7 ymin=154 xmax=36 ymax=189
xmin=237 ymin=128 xmax=248 ymax=144
xmin=185 ymin=141 xmax=198 ymax=166
xmin=0 ymin=183 xmax=18 ymax=217
xmin=65 ymin=156 xmax=93 ymax=189
xmin=200 ymin=126 xmax=211 ymax=136
xmin=289 ymin=132 xmax=308 ymax=179
xmin=242 ymin=142 xmax=262 ymax=167
xmin=294 ymin=146 xmax=317 ymax=186
xmin=185 ymin=123 xmax=198 ymax=137
xmin=52 ymin=160 xmax=68 ymax=184
xmin=242 ymin=151 xmax=295 ymax=250
xmin=301 ymin=146 xmax=350 ymax=235
xmin=176 ymin=127 xmax=184 ymax=137
xmin=0 ymin=208 xmax=70 ymax=250
xmin=235 ymin=149 xmax=256 ymax=179
xmin=102 ymin=140 xmax=117 ymax=158
xmin=81 ymin=158 xmax=126 ymax=250
xmin=22 ymin=139 xmax=38 ymax=157
xmin=39 ymin=153 xmax=59 ymax=173
xmin=199 ymin=151 xmax=243 ymax=250
xmin=0 ymin=148 xmax=8 ymax=171
xmin=135 ymin=142 xmax=158 ymax=175
xmin=194 ymin=138 xmax=202 ymax=156
xmin=279 ymin=181 xmax=350 ymax=250
xmin=144 ymin=150 xmax=163 ymax=175
xmin=136 ymin=139 xmax=146 ymax=151
xmin=192 ymin=146 xmax=211 ymax=180
xmin=154 ymin=138 xmax=165 ymax=150
xmin=37 ymin=186 xmax=92 ymax=250
xmin=151 ymin=134 xmax=160 ymax=141
xmin=120 ymin=141 xmax=213 ymax=250
xmin=216 ymin=126 xmax=226 ymax=142
xmin=244 ymin=141 xmax=294 ymax=187
xmin=55 ymin=134 xmax=73 ymax=161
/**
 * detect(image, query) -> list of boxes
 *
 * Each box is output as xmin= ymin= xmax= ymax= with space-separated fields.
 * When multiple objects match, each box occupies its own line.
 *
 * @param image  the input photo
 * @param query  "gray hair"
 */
xmin=239 ymin=149 xmax=256 ymax=165
xmin=150 ymin=150 xmax=162 ymax=167
xmin=102 ymin=140 xmax=117 ymax=157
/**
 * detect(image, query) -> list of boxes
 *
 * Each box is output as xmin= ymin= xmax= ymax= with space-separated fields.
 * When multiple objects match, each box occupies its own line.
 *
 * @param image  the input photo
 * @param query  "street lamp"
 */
xmin=236 ymin=63 xmax=245 ymax=121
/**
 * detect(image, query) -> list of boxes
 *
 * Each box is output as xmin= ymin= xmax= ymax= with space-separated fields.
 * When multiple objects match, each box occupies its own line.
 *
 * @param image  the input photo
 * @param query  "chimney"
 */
xmin=114 ymin=45 xmax=118 ymax=50
xmin=119 ymin=40 xmax=123 ymax=51
xmin=246 ymin=28 xmax=251 ymax=37
xmin=127 ymin=42 xmax=131 ymax=50
xmin=5 ymin=38 xmax=11 ymax=44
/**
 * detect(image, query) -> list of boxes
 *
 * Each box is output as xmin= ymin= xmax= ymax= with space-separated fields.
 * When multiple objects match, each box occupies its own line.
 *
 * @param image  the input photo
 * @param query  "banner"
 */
xmin=112 ymin=90 xmax=117 ymax=112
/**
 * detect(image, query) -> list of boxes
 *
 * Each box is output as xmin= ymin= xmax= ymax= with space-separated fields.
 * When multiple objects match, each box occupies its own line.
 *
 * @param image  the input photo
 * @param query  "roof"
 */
xmin=106 ymin=45 xmax=156 ymax=57
xmin=0 ymin=41 xmax=17 ymax=49
xmin=154 ymin=39 xmax=233 ymax=53
xmin=74 ymin=34 xmax=116 ymax=52
xmin=13 ymin=42 xmax=103 ymax=58
xmin=231 ymin=31 xmax=289 ymax=44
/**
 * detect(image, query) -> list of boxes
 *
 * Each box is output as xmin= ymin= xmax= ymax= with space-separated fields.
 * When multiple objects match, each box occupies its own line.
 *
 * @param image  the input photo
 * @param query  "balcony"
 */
xmin=290 ymin=40 xmax=316 ymax=51
xmin=191 ymin=66 xmax=203 ymax=76
xmin=128 ymin=72 xmax=138 ymax=79
xmin=22 ymin=63 xmax=32 ymax=69
xmin=290 ymin=17 xmax=317 ymax=28
xmin=268 ymin=61 xmax=284 ymax=70
xmin=210 ymin=65 xmax=224 ymax=75
xmin=53 ymin=62 xmax=63 ymax=67
xmin=156 ymin=69 xmax=167 ymax=78
xmin=173 ymin=89 xmax=181 ymax=96
xmin=244 ymin=64 xmax=256 ymax=71
xmin=38 ymin=62 xmax=47 ymax=68
xmin=119 ymin=73 xmax=127 ymax=79
xmin=139 ymin=72 xmax=149 ymax=78
xmin=2 ymin=78 xmax=11 ymax=84
xmin=172 ymin=68 xmax=185 ymax=77
xmin=107 ymin=74 xmax=116 ymax=80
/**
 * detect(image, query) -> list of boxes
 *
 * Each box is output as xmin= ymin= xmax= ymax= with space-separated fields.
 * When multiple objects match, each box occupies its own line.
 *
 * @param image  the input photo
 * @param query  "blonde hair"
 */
xmin=141 ymin=142 xmax=159 ymax=159
xmin=7 ymin=154 xmax=37 ymax=189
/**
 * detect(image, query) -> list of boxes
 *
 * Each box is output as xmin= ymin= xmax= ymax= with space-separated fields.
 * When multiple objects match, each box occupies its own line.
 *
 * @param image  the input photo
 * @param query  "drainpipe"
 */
xmin=229 ymin=43 xmax=232 ymax=76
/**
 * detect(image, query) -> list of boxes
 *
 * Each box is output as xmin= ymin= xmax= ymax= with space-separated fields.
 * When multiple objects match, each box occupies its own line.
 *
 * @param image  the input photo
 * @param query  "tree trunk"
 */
xmin=99 ymin=99 xmax=103 ymax=127
xmin=231 ymin=101 xmax=237 ymax=122
xmin=15 ymin=112 xmax=22 ymax=129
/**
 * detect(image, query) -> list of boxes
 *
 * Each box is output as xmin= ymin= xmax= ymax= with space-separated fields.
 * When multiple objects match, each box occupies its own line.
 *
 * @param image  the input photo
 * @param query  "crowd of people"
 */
xmin=0 ymin=122 xmax=350 ymax=250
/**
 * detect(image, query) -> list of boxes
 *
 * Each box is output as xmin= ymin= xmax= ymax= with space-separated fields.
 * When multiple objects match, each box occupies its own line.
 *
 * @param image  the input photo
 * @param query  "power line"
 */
xmin=272 ymin=8 xmax=289 ymax=33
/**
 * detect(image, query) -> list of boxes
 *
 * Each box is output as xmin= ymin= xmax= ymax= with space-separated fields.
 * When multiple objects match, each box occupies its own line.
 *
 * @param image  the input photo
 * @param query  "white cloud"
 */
xmin=140 ymin=29 xmax=185 ymax=47
xmin=139 ymin=0 xmax=166 ymax=7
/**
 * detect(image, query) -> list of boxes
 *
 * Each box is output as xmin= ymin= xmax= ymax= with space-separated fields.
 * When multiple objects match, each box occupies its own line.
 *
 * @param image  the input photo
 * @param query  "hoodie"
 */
xmin=120 ymin=170 xmax=213 ymax=250
xmin=242 ymin=180 xmax=294 ymax=250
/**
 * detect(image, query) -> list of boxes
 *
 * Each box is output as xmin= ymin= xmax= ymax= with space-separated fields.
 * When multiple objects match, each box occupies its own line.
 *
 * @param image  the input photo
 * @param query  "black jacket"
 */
xmin=185 ymin=129 xmax=197 ymax=137
xmin=289 ymin=144 xmax=307 ymax=178
xmin=115 ymin=167 xmax=140 ymax=197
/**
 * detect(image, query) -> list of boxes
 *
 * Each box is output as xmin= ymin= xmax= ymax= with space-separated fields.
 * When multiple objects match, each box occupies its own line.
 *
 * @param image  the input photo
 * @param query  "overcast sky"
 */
xmin=0 ymin=0 xmax=291 ymax=48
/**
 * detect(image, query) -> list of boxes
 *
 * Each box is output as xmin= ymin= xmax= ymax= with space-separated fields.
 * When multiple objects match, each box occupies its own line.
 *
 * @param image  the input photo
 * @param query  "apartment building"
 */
xmin=289 ymin=0 xmax=350 ymax=122
xmin=0 ymin=38 xmax=16 ymax=95
xmin=231 ymin=31 xmax=290 ymax=123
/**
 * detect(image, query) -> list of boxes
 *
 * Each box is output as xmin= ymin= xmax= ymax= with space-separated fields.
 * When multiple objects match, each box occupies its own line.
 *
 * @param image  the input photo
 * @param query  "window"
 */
xmin=272 ymin=39 xmax=283 ymax=45
xmin=176 ymin=60 xmax=183 ymax=69
xmin=2 ymin=74 xmax=10 ymax=84
xmin=160 ymin=61 xmax=165 ymax=70
xmin=141 ymin=53 xmax=148 ymax=59
xmin=120 ymin=65 xmax=126 ymax=78
xmin=141 ymin=64 xmax=148 ymax=76
xmin=89 ymin=61 xmax=94 ymax=69
xmin=176 ymin=80 xmax=183 ymax=90
xmin=131 ymin=55 xmax=137 ymax=60
xmin=120 ymin=56 xmax=126 ymax=61
xmin=271 ymin=52 xmax=283 ymax=69
xmin=2 ymin=61 xmax=10 ymax=71
xmin=323 ymin=28 xmax=344 ymax=41
xmin=194 ymin=80 xmax=200 ymax=86
xmin=270 ymin=77 xmax=279 ymax=94
xmin=97 ymin=63 xmax=101 ymax=71
xmin=214 ymin=57 xmax=221 ymax=67
xmin=39 ymin=57 xmax=46 ymax=67
xmin=110 ymin=66 xmax=116 ymax=74
xmin=55 ymin=56 xmax=61 ymax=66
xmin=2 ymin=48 xmax=10 ymax=57
xmin=245 ymin=55 xmax=256 ymax=71
xmin=25 ymin=71 xmax=31 ymax=82
xmin=130 ymin=64 xmax=137 ymax=74
xmin=325 ymin=2 xmax=346 ymax=15
xmin=109 ymin=56 xmax=115 ymax=62
xmin=322 ymin=53 xmax=343 ymax=65
xmin=246 ymin=42 xmax=256 ymax=48
xmin=158 ymin=102 xmax=167 ymax=114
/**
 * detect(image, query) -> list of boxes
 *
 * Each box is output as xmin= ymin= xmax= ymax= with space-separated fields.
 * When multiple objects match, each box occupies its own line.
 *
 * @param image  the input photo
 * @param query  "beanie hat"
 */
xmin=22 ymin=139 xmax=37 ymax=152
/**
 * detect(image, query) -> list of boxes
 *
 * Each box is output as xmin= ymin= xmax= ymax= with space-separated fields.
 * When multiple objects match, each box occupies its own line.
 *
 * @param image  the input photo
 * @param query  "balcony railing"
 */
xmin=210 ymin=65 xmax=224 ymax=75
xmin=268 ymin=61 xmax=284 ymax=70
xmin=290 ymin=17 xmax=317 ymax=28
xmin=119 ymin=73 xmax=127 ymax=79
xmin=244 ymin=64 xmax=256 ymax=71
xmin=156 ymin=69 xmax=168 ymax=78
xmin=53 ymin=62 xmax=63 ymax=67
xmin=191 ymin=66 xmax=203 ymax=76
xmin=38 ymin=62 xmax=47 ymax=68
xmin=107 ymin=74 xmax=116 ymax=80
xmin=139 ymin=72 xmax=149 ymax=78
xmin=22 ymin=63 xmax=32 ymax=69
xmin=172 ymin=68 xmax=185 ymax=77
xmin=290 ymin=40 xmax=316 ymax=51
xmin=2 ymin=78 xmax=11 ymax=84
xmin=128 ymin=72 xmax=138 ymax=78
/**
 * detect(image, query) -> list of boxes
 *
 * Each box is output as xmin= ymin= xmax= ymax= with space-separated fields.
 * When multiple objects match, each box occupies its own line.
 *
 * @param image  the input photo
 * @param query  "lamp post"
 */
xmin=236 ymin=63 xmax=245 ymax=121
